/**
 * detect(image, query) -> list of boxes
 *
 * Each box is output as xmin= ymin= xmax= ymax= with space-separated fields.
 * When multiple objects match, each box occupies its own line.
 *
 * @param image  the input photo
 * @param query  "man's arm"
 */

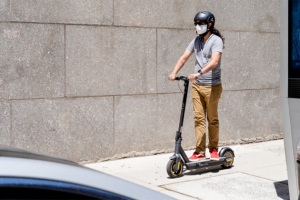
xmin=201 ymin=51 xmax=222 ymax=74
xmin=188 ymin=51 xmax=222 ymax=82
xmin=169 ymin=49 xmax=193 ymax=81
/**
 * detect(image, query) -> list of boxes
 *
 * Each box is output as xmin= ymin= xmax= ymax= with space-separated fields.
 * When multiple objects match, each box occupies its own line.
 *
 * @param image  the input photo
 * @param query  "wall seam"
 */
xmin=9 ymin=0 xmax=11 ymax=21
xmin=113 ymin=96 xmax=115 ymax=155
xmin=9 ymin=100 xmax=12 ymax=146
xmin=238 ymin=31 xmax=241 ymax=90
xmin=156 ymin=28 xmax=158 ymax=94
xmin=238 ymin=31 xmax=241 ymax=139
xmin=112 ymin=0 xmax=114 ymax=26
xmin=0 ymin=21 xmax=281 ymax=34
xmin=64 ymin=25 xmax=67 ymax=97
xmin=0 ymin=87 xmax=281 ymax=102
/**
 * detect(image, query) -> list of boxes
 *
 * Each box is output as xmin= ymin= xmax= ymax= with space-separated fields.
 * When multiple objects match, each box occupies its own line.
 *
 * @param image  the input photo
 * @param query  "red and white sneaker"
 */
xmin=189 ymin=152 xmax=205 ymax=161
xmin=210 ymin=148 xmax=219 ymax=161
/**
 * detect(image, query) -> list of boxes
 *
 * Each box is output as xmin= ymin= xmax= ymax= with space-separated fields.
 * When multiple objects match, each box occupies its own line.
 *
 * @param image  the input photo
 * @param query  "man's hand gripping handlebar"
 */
xmin=175 ymin=76 xmax=189 ymax=81
xmin=169 ymin=74 xmax=192 ymax=82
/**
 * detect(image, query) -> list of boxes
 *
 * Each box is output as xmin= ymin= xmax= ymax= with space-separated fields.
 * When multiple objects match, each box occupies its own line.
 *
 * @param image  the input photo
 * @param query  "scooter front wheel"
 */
xmin=166 ymin=159 xmax=183 ymax=178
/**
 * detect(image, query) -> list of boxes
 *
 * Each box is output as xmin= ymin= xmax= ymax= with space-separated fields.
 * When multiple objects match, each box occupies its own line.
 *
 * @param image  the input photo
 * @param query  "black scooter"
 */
xmin=166 ymin=76 xmax=234 ymax=178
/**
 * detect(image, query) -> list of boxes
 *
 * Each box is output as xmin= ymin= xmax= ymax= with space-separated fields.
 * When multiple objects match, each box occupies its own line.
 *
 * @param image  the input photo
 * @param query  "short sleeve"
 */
xmin=186 ymin=38 xmax=196 ymax=52
xmin=211 ymin=37 xmax=223 ymax=53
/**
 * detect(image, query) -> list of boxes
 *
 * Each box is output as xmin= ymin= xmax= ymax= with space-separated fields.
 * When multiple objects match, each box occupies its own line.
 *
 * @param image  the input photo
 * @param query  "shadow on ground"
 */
xmin=274 ymin=180 xmax=290 ymax=200
xmin=182 ymin=165 xmax=228 ymax=176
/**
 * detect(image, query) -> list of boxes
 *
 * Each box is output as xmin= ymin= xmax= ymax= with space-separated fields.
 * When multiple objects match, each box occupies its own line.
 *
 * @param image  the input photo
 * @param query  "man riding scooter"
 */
xmin=168 ymin=11 xmax=225 ymax=161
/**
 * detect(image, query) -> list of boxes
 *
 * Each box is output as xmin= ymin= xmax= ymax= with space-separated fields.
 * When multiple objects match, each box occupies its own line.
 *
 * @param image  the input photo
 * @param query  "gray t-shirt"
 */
xmin=187 ymin=34 xmax=223 ymax=85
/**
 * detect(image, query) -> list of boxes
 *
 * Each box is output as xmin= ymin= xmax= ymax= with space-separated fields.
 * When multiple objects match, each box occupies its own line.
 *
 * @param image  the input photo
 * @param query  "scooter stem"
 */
xmin=175 ymin=79 xmax=189 ymax=141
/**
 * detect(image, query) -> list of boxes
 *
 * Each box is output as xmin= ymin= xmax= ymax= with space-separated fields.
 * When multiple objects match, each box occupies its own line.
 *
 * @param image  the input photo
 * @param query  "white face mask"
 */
xmin=196 ymin=24 xmax=207 ymax=35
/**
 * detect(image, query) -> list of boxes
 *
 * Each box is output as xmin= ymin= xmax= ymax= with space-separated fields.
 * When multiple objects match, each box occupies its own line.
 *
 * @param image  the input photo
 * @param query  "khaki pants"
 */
xmin=192 ymin=82 xmax=222 ymax=155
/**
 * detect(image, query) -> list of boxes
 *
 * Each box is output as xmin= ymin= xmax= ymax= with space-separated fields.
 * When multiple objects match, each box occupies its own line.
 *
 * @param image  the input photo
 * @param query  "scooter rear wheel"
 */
xmin=220 ymin=150 xmax=234 ymax=169
xmin=166 ymin=159 xmax=183 ymax=178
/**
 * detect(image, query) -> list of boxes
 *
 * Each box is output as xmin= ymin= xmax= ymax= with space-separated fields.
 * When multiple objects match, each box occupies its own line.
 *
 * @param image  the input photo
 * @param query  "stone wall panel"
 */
xmin=157 ymin=29 xmax=195 ymax=93
xmin=157 ymin=93 xmax=195 ymax=149
xmin=114 ymin=0 xmax=202 ymax=28
xmin=114 ymin=93 xmax=195 ymax=154
xmin=114 ymin=95 xmax=159 ymax=154
xmin=240 ymin=32 xmax=280 ymax=90
xmin=0 ymin=0 xmax=10 ymax=21
xmin=221 ymin=31 xmax=240 ymax=90
xmin=114 ymin=89 xmax=280 ymax=154
xmin=11 ymin=97 xmax=113 ymax=161
xmin=0 ymin=23 xmax=64 ymax=100
xmin=10 ymin=0 xmax=113 ymax=25
xmin=219 ymin=89 xmax=280 ymax=141
xmin=66 ymin=26 xmax=156 ymax=97
xmin=114 ymin=0 xmax=279 ymax=32
xmin=201 ymin=0 xmax=280 ymax=33
xmin=0 ymin=101 xmax=10 ymax=146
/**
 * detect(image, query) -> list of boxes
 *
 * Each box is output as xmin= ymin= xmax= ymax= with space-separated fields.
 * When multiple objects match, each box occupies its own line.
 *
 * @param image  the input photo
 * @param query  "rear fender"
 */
xmin=219 ymin=147 xmax=235 ymax=157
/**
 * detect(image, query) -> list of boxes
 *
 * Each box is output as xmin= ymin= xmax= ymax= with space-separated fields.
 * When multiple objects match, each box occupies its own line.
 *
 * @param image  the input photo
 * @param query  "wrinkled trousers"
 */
xmin=191 ymin=82 xmax=222 ymax=155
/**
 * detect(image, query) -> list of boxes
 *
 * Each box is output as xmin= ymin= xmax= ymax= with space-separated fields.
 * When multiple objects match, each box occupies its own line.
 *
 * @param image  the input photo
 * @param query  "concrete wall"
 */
xmin=0 ymin=0 xmax=281 ymax=161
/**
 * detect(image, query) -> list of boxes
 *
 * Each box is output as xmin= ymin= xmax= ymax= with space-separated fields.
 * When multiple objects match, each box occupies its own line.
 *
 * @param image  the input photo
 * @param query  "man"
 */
xmin=168 ymin=11 xmax=225 ymax=161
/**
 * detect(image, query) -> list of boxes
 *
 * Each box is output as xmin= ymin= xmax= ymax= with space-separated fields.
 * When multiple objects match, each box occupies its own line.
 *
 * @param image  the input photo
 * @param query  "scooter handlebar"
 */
xmin=175 ymin=76 xmax=189 ymax=81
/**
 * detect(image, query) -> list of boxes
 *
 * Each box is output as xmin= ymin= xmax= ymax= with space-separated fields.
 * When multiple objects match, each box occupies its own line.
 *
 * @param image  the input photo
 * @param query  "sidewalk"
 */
xmin=86 ymin=140 xmax=289 ymax=200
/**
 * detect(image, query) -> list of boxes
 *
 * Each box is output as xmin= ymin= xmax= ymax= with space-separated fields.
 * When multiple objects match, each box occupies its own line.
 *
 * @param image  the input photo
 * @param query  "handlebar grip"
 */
xmin=175 ymin=76 xmax=189 ymax=81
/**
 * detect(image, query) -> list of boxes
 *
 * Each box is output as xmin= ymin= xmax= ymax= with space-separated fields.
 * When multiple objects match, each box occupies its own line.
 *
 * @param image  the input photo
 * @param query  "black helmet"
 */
xmin=194 ymin=11 xmax=215 ymax=30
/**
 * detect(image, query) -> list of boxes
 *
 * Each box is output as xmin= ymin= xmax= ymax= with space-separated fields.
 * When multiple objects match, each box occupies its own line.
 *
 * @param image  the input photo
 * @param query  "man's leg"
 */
xmin=192 ymin=83 xmax=207 ymax=155
xmin=206 ymin=83 xmax=223 ymax=152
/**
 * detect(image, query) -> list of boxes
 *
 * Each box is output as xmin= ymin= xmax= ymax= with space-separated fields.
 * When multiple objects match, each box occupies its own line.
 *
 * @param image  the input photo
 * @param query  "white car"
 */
xmin=0 ymin=145 xmax=175 ymax=200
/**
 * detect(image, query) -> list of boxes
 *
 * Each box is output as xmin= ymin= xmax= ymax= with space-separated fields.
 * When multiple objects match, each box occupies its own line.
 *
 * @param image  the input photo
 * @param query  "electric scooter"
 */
xmin=166 ymin=76 xmax=235 ymax=178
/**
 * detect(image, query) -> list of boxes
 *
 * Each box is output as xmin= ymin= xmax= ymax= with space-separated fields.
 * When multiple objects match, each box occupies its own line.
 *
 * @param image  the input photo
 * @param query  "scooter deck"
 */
xmin=189 ymin=156 xmax=227 ymax=162
xmin=185 ymin=157 xmax=227 ymax=170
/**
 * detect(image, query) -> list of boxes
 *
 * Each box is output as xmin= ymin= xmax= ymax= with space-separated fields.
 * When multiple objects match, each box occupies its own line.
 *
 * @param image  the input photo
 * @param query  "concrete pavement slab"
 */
xmin=243 ymin=164 xmax=288 ymax=182
xmin=86 ymin=151 xmax=237 ymax=186
xmin=86 ymin=140 xmax=288 ymax=200
xmin=162 ymin=172 xmax=289 ymax=200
